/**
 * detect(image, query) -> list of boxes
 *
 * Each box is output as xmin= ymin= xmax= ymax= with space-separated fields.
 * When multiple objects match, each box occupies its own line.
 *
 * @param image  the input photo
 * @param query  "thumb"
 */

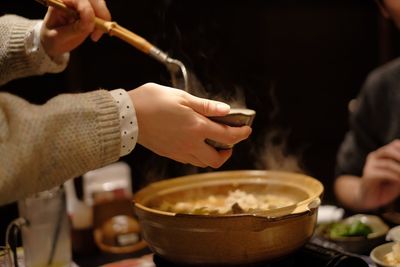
xmin=186 ymin=94 xmax=230 ymax=117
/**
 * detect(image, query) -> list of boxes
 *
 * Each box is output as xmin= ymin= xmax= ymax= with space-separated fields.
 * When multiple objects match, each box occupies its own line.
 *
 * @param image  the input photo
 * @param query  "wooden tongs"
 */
xmin=35 ymin=0 xmax=189 ymax=91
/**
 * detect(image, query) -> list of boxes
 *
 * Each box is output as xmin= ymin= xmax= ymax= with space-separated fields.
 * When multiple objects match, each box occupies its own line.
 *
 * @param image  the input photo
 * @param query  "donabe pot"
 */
xmin=133 ymin=170 xmax=323 ymax=266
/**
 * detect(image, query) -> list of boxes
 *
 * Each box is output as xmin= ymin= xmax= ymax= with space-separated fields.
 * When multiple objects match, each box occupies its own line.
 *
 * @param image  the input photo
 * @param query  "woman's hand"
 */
xmin=40 ymin=0 xmax=111 ymax=59
xmin=360 ymin=139 xmax=400 ymax=209
xmin=128 ymin=83 xmax=252 ymax=168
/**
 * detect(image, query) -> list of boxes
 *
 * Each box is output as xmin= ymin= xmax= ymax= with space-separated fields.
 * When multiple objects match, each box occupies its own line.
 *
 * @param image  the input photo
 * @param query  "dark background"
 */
xmin=1 ymin=0 xmax=400 ymax=245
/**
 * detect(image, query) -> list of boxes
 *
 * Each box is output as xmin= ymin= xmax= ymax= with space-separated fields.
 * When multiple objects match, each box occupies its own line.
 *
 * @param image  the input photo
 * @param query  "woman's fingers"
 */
xmin=374 ymin=139 xmax=400 ymax=162
xmin=88 ymin=0 xmax=111 ymax=41
xmin=193 ymin=143 xmax=233 ymax=169
xmin=205 ymin=123 xmax=252 ymax=147
xmin=184 ymin=93 xmax=231 ymax=117
xmin=63 ymin=0 xmax=95 ymax=33
xmin=373 ymin=159 xmax=400 ymax=177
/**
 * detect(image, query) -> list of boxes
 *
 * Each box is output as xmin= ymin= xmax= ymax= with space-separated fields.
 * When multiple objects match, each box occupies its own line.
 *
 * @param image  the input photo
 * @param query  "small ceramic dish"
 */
xmin=387 ymin=225 xmax=400 ymax=242
xmin=370 ymin=242 xmax=400 ymax=267
xmin=206 ymin=108 xmax=256 ymax=149
xmin=315 ymin=214 xmax=389 ymax=254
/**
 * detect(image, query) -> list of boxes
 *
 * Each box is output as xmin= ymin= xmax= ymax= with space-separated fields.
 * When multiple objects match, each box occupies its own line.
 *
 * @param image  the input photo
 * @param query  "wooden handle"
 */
xmin=44 ymin=0 xmax=154 ymax=54
xmin=94 ymin=18 xmax=153 ymax=54
xmin=44 ymin=0 xmax=79 ymax=19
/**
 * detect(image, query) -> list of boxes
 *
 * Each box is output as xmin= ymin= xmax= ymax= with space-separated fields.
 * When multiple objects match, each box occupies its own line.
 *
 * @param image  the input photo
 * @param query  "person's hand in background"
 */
xmin=128 ymin=83 xmax=252 ymax=168
xmin=40 ymin=0 xmax=111 ymax=59
xmin=359 ymin=139 xmax=400 ymax=210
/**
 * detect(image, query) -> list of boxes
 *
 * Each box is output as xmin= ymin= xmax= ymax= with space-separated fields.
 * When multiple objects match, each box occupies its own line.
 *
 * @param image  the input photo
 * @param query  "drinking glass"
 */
xmin=0 ymin=246 xmax=13 ymax=267
xmin=7 ymin=186 xmax=72 ymax=267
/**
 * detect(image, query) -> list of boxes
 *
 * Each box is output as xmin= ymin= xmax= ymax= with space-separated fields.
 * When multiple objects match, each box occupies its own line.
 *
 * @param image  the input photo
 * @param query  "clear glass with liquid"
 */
xmin=18 ymin=186 xmax=72 ymax=267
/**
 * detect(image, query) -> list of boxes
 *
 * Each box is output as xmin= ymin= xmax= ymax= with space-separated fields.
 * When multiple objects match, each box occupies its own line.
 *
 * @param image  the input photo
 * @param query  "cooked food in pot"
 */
xmin=158 ymin=189 xmax=295 ymax=215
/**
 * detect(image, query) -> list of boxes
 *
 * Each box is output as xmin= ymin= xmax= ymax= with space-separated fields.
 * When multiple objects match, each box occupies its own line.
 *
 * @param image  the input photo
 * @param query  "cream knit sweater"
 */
xmin=0 ymin=15 xmax=121 ymax=205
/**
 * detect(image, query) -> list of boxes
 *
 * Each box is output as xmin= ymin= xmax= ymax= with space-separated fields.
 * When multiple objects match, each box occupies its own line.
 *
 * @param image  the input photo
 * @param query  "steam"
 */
xmin=256 ymin=82 xmax=306 ymax=174
xmin=256 ymin=129 xmax=305 ymax=173
xmin=187 ymin=70 xmax=248 ymax=108
xmin=142 ymin=155 xmax=199 ymax=186
xmin=143 ymin=4 xmax=307 ymax=182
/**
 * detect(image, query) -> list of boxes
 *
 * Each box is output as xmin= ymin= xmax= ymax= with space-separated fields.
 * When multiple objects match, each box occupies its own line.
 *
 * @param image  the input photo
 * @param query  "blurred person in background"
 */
xmin=334 ymin=0 xmax=400 ymax=212
xmin=0 ymin=0 xmax=251 ymax=205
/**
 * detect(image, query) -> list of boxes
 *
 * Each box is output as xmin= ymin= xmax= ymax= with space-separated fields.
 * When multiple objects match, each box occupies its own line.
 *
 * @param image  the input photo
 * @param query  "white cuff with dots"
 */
xmin=110 ymin=89 xmax=139 ymax=156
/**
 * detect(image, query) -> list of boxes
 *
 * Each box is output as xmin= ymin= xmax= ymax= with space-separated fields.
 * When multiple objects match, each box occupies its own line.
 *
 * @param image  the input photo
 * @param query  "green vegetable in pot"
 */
xmin=329 ymin=220 xmax=373 ymax=238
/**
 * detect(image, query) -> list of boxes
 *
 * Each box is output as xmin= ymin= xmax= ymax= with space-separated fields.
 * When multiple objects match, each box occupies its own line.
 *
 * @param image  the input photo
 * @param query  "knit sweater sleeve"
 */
xmin=0 ymin=90 xmax=121 ymax=205
xmin=0 ymin=14 xmax=68 ymax=86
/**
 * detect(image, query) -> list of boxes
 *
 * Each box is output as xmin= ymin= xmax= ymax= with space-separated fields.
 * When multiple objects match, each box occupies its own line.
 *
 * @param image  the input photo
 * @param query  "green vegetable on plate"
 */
xmin=329 ymin=220 xmax=373 ymax=238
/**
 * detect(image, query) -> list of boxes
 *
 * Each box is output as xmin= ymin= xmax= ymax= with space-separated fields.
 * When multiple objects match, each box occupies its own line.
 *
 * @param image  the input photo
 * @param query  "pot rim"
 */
xmin=133 ymin=170 xmax=323 ymax=219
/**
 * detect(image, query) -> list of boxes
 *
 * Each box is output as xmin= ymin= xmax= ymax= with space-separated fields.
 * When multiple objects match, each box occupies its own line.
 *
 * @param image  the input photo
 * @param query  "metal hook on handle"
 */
xmin=148 ymin=47 xmax=189 ymax=92
xmin=165 ymin=58 xmax=189 ymax=92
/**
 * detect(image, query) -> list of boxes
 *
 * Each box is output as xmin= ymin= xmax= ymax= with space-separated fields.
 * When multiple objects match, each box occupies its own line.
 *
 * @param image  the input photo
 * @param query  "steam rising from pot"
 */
xmin=256 ymin=129 xmax=305 ymax=173
xmin=256 ymin=83 xmax=305 ymax=174
xmin=186 ymin=69 xmax=248 ymax=109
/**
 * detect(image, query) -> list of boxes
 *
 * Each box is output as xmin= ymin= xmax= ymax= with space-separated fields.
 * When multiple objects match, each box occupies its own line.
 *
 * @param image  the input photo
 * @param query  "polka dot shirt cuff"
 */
xmin=110 ymin=89 xmax=139 ymax=156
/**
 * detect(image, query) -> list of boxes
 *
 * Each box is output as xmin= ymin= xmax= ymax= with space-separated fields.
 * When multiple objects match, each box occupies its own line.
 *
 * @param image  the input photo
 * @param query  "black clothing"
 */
xmin=336 ymin=58 xmax=400 ymax=177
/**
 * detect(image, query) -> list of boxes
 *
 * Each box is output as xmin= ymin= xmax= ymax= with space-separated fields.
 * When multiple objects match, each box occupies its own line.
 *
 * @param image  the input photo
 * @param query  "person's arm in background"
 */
xmin=335 ymin=0 xmax=400 ymax=213
xmin=335 ymin=140 xmax=400 ymax=211
xmin=0 ymin=0 xmax=251 ymax=205
xmin=334 ymin=65 xmax=400 ymax=212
